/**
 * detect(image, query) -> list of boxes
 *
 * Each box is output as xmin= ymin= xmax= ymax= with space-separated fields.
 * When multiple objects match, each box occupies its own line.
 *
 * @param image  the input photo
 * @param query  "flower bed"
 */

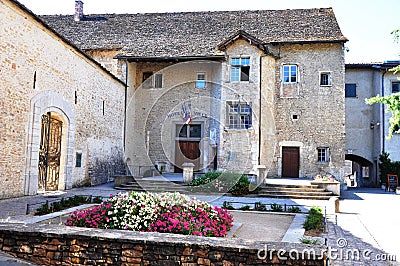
xmin=188 ymin=171 xmax=253 ymax=196
xmin=65 ymin=192 xmax=233 ymax=237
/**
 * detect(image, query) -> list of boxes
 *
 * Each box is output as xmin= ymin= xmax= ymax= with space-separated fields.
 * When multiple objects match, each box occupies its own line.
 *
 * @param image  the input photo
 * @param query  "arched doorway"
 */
xmin=38 ymin=112 xmax=63 ymax=191
xmin=345 ymin=154 xmax=375 ymax=187
xmin=24 ymin=91 xmax=75 ymax=195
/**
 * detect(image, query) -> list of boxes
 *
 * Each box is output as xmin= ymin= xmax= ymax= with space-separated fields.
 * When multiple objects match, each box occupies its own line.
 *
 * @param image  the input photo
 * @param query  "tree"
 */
xmin=365 ymin=29 xmax=400 ymax=138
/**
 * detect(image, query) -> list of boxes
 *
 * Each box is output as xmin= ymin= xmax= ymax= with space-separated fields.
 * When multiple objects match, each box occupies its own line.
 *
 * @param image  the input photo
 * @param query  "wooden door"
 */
xmin=174 ymin=141 xmax=200 ymax=173
xmin=282 ymin=147 xmax=299 ymax=178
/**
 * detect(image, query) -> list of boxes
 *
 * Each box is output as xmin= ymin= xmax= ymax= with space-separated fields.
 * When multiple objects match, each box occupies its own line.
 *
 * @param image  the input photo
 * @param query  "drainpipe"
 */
xmin=258 ymin=56 xmax=263 ymax=165
xmin=123 ymin=60 xmax=129 ymax=152
xmin=371 ymin=65 xmax=387 ymax=155
xmin=380 ymin=69 xmax=387 ymax=154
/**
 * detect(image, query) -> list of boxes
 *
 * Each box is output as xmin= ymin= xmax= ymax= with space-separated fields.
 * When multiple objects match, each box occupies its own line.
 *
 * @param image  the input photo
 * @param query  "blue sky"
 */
xmin=18 ymin=0 xmax=400 ymax=63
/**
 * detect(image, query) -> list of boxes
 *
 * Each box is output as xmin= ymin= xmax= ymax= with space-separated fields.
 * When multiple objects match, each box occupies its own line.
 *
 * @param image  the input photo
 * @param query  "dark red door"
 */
xmin=174 ymin=141 xmax=200 ymax=173
xmin=282 ymin=147 xmax=300 ymax=178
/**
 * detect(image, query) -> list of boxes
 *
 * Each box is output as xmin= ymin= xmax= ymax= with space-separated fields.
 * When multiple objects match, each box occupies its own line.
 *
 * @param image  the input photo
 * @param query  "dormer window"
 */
xmin=230 ymin=57 xmax=250 ymax=82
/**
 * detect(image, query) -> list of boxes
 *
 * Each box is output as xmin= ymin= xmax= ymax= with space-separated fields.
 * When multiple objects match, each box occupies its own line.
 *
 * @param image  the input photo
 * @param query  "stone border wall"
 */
xmin=0 ymin=223 xmax=327 ymax=265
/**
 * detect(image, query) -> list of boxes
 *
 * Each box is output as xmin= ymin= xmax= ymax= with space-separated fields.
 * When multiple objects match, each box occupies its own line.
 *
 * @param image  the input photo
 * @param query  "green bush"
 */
xmin=222 ymin=201 xmax=235 ymax=210
xmin=303 ymin=206 xmax=323 ymax=231
xmin=287 ymin=206 xmax=302 ymax=213
xmin=239 ymin=205 xmax=251 ymax=211
xmin=270 ymin=203 xmax=284 ymax=212
xmin=35 ymin=195 xmax=94 ymax=216
xmin=189 ymin=171 xmax=221 ymax=186
xmin=299 ymin=237 xmax=319 ymax=245
xmin=379 ymin=152 xmax=400 ymax=186
xmin=254 ymin=201 xmax=267 ymax=211
xmin=188 ymin=171 xmax=250 ymax=196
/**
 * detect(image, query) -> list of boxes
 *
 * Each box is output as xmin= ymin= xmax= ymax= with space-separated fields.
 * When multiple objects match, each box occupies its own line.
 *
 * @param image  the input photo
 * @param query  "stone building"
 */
xmin=345 ymin=61 xmax=400 ymax=187
xmin=0 ymin=0 xmax=126 ymax=199
xmin=42 ymin=2 xmax=348 ymax=180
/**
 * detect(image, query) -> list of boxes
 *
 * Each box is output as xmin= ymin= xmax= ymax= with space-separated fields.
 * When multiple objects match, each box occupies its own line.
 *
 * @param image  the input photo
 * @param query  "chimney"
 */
xmin=74 ymin=0 xmax=84 ymax=21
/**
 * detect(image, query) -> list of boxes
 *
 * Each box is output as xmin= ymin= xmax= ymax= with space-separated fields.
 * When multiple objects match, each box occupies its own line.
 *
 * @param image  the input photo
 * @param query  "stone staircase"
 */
xmin=256 ymin=183 xmax=334 ymax=200
xmin=114 ymin=176 xmax=335 ymax=200
xmin=114 ymin=178 xmax=189 ymax=193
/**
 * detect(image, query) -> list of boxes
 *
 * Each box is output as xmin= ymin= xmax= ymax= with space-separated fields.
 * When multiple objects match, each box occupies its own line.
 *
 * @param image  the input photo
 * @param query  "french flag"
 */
xmin=182 ymin=103 xmax=192 ymax=124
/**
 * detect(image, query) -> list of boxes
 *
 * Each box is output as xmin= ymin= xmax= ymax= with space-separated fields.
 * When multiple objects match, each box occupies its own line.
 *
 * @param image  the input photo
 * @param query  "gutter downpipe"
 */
xmin=371 ymin=65 xmax=387 ymax=155
xmin=124 ymin=60 xmax=129 ymax=152
xmin=381 ymin=68 xmax=387 ymax=154
xmin=258 ymin=56 xmax=263 ymax=165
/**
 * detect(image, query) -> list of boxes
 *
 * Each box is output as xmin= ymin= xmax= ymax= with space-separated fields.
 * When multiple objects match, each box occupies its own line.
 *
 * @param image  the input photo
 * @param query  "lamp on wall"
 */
xmin=370 ymin=120 xmax=380 ymax=129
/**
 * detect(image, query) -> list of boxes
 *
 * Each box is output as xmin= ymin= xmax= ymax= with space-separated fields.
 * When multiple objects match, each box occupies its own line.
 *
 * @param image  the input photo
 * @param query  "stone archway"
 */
xmin=24 ymin=91 xmax=75 ymax=195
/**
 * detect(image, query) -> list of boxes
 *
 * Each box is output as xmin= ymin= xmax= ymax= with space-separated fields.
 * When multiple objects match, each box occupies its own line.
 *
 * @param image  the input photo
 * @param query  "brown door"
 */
xmin=174 ymin=141 xmax=201 ymax=173
xmin=282 ymin=147 xmax=299 ymax=178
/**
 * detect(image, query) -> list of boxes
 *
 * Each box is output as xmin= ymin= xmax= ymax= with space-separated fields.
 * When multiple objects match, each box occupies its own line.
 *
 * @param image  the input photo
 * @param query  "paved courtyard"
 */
xmin=0 ymin=181 xmax=400 ymax=265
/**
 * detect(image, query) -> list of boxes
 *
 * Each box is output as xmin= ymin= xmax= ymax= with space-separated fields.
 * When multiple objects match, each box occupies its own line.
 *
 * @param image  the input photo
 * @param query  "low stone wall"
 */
xmin=311 ymin=181 xmax=341 ymax=196
xmin=0 ymin=223 xmax=327 ymax=265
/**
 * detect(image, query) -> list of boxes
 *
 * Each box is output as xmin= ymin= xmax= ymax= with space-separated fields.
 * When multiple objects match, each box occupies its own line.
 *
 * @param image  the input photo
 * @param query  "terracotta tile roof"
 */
xmin=41 ymin=8 xmax=347 ymax=58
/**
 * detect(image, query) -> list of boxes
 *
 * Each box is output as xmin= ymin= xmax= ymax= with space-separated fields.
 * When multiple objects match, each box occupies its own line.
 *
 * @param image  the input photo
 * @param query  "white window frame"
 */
xmin=142 ymin=72 xmax=163 ymax=89
xmin=154 ymin=73 xmax=163 ymax=89
xmin=227 ymin=101 xmax=252 ymax=129
xmin=392 ymin=81 xmax=400 ymax=94
xmin=282 ymin=64 xmax=298 ymax=84
xmin=230 ymin=57 xmax=250 ymax=82
xmin=317 ymin=147 xmax=329 ymax=163
xmin=196 ymin=72 xmax=206 ymax=89
xmin=319 ymin=71 xmax=332 ymax=87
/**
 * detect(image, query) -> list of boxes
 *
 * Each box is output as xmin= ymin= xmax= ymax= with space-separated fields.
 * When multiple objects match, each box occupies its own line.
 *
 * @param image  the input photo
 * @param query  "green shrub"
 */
xmin=303 ymin=206 xmax=323 ymax=231
xmin=188 ymin=171 xmax=250 ymax=196
xmin=378 ymin=152 xmax=400 ymax=186
xmin=222 ymin=201 xmax=235 ymax=210
xmin=239 ymin=205 xmax=251 ymax=211
xmin=35 ymin=195 xmax=93 ymax=216
xmin=92 ymin=196 xmax=103 ymax=203
xmin=230 ymin=174 xmax=250 ymax=196
xmin=189 ymin=171 xmax=221 ymax=186
xmin=254 ymin=201 xmax=267 ymax=211
xmin=299 ymin=237 xmax=319 ymax=245
xmin=35 ymin=203 xmax=50 ymax=215
xmin=270 ymin=203 xmax=283 ymax=212
xmin=287 ymin=206 xmax=302 ymax=213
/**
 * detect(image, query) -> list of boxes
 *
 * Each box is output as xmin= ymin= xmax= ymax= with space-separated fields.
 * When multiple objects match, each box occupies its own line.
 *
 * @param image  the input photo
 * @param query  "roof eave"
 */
xmin=115 ymin=55 xmax=227 ymax=62
xmin=269 ymin=39 xmax=348 ymax=45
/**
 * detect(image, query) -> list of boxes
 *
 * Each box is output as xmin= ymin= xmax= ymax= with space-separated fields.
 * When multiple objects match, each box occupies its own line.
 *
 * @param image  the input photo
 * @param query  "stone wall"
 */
xmin=123 ymin=40 xmax=346 ymax=178
xmin=0 ymin=0 xmax=125 ymax=198
xmin=219 ymin=39 xmax=264 ymax=174
xmin=269 ymin=43 xmax=346 ymax=179
xmin=125 ymin=61 xmax=222 ymax=173
xmin=0 ymin=223 xmax=327 ymax=266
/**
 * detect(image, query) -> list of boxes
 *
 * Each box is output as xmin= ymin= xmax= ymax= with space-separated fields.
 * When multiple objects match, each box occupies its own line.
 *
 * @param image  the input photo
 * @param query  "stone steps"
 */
xmin=256 ymin=183 xmax=333 ymax=200
xmin=114 ymin=177 xmax=334 ymax=200
xmin=115 ymin=179 xmax=189 ymax=193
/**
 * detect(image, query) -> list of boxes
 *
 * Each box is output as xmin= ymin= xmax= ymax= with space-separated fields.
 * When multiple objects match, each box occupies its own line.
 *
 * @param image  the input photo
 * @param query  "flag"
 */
xmin=182 ymin=102 xmax=192 ymax=125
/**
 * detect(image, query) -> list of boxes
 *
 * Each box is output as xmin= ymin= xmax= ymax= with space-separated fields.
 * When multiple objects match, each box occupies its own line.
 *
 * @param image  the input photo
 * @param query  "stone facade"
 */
xmin=271 ymin=43 xmax=346 ymax=179
xmin=123 ymin=40 xmax=346 ymax=179
xmin=125 ymin=61 xmax=222 ymax=174
xmin=36 ymin=4 xmax=347 ymax=181
xmin=345 ymin=62 xmax=400 ymax=187
xmin=0 ymin=0 xmax=125 ymax=198
xmin=0 ymin=223 xmax=327 ymax=266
